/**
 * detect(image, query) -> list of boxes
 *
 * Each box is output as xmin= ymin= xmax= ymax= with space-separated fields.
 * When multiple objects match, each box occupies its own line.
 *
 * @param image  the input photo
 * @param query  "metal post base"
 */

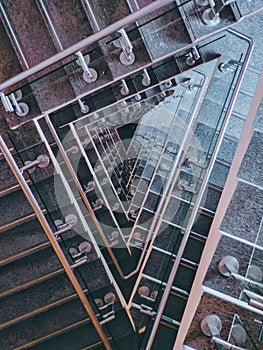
xmin=120 ymin=51 xmax=135 ymax=66
xmin=65 ymin=213 xmax=78 ymax=227
xmin=78 ymin=99 xmax=90 ymax=114
xmin=202 ymin=8 xmax=220 ymax=25
xmin=164 ymin=79 xmax=172 ymax=88
xmin=142 ymin=69 xmax=151 ymax=86
xmin=247 ymin=265 xmax=263 ymax=282
xmin=195 ymin=0 xmax=209 ymax=6
xmin=135 ymin=93 xmax=141 ymax=101
xmin=218 ymin=255 xmax=239 ymax=276
xmin=186 ymin=56 xmax=196 ymax=66
xmin=230 ymin=324 xmax=247 ymax=346
xmin=83 ymin=68 xmax=98 ymax=83
xmin=76 ymin=53 xmax=98 ymax=83
xmin=120 ymin=79 xmax=129 ymax=96
xmin=15 ymin=102 xmax=30 ymax=117
xmin=219 ymin=63 xmax=232 ymax=73
xmin=201 ymin=315 xmax=222 ymax=336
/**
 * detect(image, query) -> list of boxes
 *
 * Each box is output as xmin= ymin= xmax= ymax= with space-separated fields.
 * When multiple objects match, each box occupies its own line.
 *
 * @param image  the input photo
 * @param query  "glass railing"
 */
xmin=1 ymin=127 xmax=130 ymax=343
xmin=132 ymin=58 xmax=239 ymax=262
xmin=227 ymin=314 xmax=259 ymax=350
xmin=0 ymin=2 xmax=254 ymax=348
xmin=0 ymin=2 xmax=208 ymax=130
xmin=0 ymin=0 xmax=246 ymax=132
xmin=129 ymin=32 xmax=252 ymax=349
xmin=68 ymin=68 xmax=204 ymax=250
xmin=34 ymin=28 xmax=249 ymax=297
xmin=19 ymin=48 xmax=210 ymax=288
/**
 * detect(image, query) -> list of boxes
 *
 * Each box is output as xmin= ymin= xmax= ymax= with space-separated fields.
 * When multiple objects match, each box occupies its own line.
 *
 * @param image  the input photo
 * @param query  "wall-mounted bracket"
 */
xmin=75 ymin=51 xmax=98 ymax=83
xmin=116 ymin=28 xmax=135 ymax=65
xmin=19 ymin=154 xmax=49 ymax=174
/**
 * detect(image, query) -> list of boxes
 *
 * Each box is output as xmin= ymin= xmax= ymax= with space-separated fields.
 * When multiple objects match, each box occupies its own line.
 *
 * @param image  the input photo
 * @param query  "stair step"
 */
xmin=0 ymin=268 xmax=63 ymax=300
xmin=1 ymin=1 xmax=57 ymax=67
xmin=0 ymin=299 xmax=91 ymax=350
xmin=0 ymin=19 xmax=23 ymax=81
xmin=225 ymin=113 xmax=246 ymax=140
xmin=0 ymin=218 xmax=47 ymax=262
xmin=0 ymin=274 xmax=76 ymax=327
xmin=0 ymin=247 xmax=62 ymax=294
xmin=25 ymin=320 xmax=104 ymax=350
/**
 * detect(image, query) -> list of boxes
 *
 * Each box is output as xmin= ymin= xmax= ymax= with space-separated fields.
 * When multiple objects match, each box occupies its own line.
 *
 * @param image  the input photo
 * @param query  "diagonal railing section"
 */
xmin=0 ymin=135 xmax=112 ymax=350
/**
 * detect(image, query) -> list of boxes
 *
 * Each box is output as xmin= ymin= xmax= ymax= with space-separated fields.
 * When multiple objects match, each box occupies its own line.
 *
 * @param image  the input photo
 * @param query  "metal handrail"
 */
xmin=123 ymin=68 xmax=209 ymax=290
xmin=81 ymin=0 xmax=101 ymax=32
xmin=0 ymin=2 xmax=29 ymax=69
xmin=38 ymin=117 xmax=135 ymax=325
xmin=212 ymin=337 xmax=246 ymax=350
xmin=146 ymin=29 xmax=254 ymax=350
xmin=0 ymin=0 xmax=251 ymax=95
xmin=44 ymin=115 xmax=133 ymax=281
xmin=70 ymin=123 xmax=132 ymax=253
xmin=126 ymin=84 xmax=190 ymax=243
xmin=0 ymin=135 xmax=111 ymax=350
xmin=119 ymin=69 xmax=208 ymax=280
xmin=37 ymin=0 xmax=64 ymax=51
xmin=127 ymin=75 xmax=204 ymax=246
xmin=85 ymin=126 xmax=128 ymax=212
xmin=0 ymin=0 xmax=175 ymax=92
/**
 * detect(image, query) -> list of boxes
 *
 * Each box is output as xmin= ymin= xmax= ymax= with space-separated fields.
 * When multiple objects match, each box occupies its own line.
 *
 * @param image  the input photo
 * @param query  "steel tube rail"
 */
xmin=94 ymin=127 xmax=129 ymax=200
xmin=232 ymin=273 xmax=263 ymax=290
xmin=75 ymin=51 xmax=92 ymax=77
xmin=103 ymin=128 xmax=130 ymax=192
xmin=221 ymin=230 xmax=263 ymax=252
xmin=81 ymin=0 xmax=101 ymax=32
xmin=125 ymin=70 xmax=208 ymax=286
xmin=126 ymin=144 xmax=146 ymax=190
xmin=127 ymin=78 xmax=201 ymax=246
xmin=87 ymin=126 xmax=128 ymax=211
xmin=126 ymin=0 xmax=140 ymax=12
xmin=124 ymin=76 xmax=206 ymax=275
xmin=243 ymin=289 xmax=263 ymax=303
xmin=203 ymin=285 xmax=263 ymax=316
xmin=0 ymin=0 xmax=174 ymax=91
xmin=100 ymin=127 xmax=125 ymax=167
xmin=127 ymin=87 xmax=187 ymax=227
xmin=44 ymin=117 xmax=132 ymax=280
xmin=42 ymin=116 xmax=135 ymax=314
xmin=19 ymin=158 xmax=41 ymax=172
xmin=0 ymin=135 xmax=111 ymax=350
xmin=106 ymin=125 xmax=127 ymax=156
xmin=212 ymin=337 xmax=246 ymax=350
xmin=126 ymin=126 xmax=166 ymax=199
xmin=9 ymin=93 xmax=22 ymax=113
xmin=248 ymin=299 xmax=263 ymax=311
xmin=69 ymin=122 xmax=138 ymax=281
xmin=43 ymin=124 xmax=136 ymax=329
xmin=71 ymin=124 xmax=131 ymax=253
xmin=0 ymin=92 xmax=13 ymax=112
xmin=146 ymin=30 xmax=254 ymax=350
xmin=0 ymin=2 xmax=29 ymax=69
xmin=37 ymin=0 xmax=64 ymax=51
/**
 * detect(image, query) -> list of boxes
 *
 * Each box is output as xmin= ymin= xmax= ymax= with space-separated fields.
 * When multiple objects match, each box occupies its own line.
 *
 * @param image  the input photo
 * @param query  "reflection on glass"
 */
xmin=228 ymin=314 xmax=259 ymax=350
